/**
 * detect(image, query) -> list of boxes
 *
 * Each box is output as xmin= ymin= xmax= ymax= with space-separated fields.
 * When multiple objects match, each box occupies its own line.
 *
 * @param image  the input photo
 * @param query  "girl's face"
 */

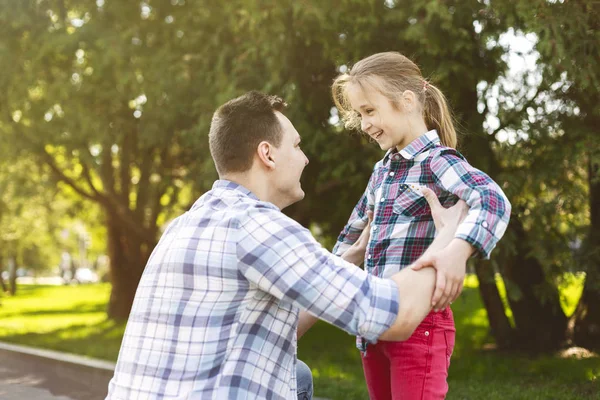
xmin=346 ymin=81 xmax=421 ymax=152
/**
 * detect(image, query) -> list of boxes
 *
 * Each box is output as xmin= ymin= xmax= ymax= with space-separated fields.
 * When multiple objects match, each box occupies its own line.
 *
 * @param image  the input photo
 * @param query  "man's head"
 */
xmin=209 ymin=91 xmax=309 ymax=209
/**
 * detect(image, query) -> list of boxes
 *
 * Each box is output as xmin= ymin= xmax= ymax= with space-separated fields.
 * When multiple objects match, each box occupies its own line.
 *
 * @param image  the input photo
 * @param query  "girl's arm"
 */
xmin=332 ymin=168 xmax=377 ymax=258
xmin=418 ymin=148 xmax=511 ymax=310
xmin=429 ymin=148 xmax=511 ymax=258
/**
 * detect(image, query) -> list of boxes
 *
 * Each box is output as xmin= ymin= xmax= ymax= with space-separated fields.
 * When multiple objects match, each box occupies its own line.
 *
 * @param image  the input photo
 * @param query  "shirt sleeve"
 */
xmin=332 ymin=170 xmax=377 ymax=256
xmin=236 ymin=205 xmax=399 ymax=342
xmin=428 ymin=148 xmax=512 ymax=259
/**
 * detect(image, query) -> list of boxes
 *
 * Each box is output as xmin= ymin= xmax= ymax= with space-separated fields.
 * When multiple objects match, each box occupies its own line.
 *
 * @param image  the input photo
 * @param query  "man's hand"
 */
xmin=411 ymin=188 xmax=472 ymax=311
xmin=341 ymin=210 xmax=373 ymax=266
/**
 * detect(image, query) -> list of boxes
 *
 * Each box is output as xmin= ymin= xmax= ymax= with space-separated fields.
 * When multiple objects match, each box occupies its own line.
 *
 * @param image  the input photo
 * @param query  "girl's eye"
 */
xmin=366 ymin=109 xmax=374 ymax=115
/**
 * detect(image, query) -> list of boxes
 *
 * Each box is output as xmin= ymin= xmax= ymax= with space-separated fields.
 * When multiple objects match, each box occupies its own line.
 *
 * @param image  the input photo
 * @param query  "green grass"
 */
xmin=0 ymin=284 xmax=126 ymax=360
xmin=299 ymin=274 xmax=598 ymax=400
xmin=0 ymin=277 xmax=598 ymax=399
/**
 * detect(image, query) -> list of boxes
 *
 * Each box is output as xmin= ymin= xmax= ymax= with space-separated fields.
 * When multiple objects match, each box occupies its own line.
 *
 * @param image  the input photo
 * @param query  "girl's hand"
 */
xmin=341 ymin=210 xmax=373 ymax=266
xmin=411 ymin=187 xmax=472 ymax=310
xmin=416 ymin=239 xmax=472 ymax=311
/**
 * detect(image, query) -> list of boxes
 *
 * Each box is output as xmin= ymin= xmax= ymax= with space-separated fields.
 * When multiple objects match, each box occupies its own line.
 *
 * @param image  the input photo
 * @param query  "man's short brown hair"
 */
xmin=209 ymin=91 xmax=288 ymax=175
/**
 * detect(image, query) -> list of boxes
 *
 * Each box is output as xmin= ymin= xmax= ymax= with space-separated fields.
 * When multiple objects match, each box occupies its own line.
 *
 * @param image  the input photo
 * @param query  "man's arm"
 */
xmin=379 ymin=226 xmax=456 ymax=340
xmin=238 ymin=190 xmax=467 ymax=343
xmin=299 ymin=211 xmax=373 ymax=338
xmin=238 ymin=208 xmax=398 ymax=343
xmin=300 ymin=191 xmax=468 ymax=341
xmin=300 ymin=227 xmax=455 ymax=340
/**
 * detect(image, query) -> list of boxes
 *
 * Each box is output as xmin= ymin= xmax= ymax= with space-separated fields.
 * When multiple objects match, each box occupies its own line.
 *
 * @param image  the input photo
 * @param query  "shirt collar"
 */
xmin=383 ymin=129 xmax=441 ymax=163
xmin=212 ymin=179 xmax=260 ymax=201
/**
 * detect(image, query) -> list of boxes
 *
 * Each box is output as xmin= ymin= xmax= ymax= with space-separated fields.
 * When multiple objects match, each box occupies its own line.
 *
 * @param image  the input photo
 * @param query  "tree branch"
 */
xmin=490 ymin=81 xmax=549 ymax=138
xmin=42 ymin=150 xmax=98 ymax=201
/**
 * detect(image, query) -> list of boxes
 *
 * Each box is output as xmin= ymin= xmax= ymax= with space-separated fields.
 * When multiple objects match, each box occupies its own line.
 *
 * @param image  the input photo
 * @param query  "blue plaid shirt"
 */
xmin=106 ymin=180 xmax=399 ymax=400
xmin=333 ymin=130 xmax=511 ymax=351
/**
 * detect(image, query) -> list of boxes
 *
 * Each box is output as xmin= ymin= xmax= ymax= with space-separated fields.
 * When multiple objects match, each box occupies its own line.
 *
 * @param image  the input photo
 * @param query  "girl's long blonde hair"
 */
xmin=332 ymin=52 xmax=457 ymax=148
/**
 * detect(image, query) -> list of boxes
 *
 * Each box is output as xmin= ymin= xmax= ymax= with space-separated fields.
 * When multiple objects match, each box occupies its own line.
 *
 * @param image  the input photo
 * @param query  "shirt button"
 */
xmin=424 ymin=331 xmax=430 ymax=337
xmin=372 ymin=226 xmax=377 ymax=231
xmin=367 ymin=254 xmax=372 ymax=260
xmin=389 ymin=172 xmax=395 ymax=177
xmin=380 ymin=198 xmax=385 ymax=202
xmin=482 ymin=221 xmax=489 ymax=228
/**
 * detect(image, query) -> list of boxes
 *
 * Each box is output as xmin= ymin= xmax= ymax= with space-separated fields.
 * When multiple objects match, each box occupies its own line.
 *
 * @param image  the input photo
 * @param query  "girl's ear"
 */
xmin=401 ymin=90 xmax=417 ymax=113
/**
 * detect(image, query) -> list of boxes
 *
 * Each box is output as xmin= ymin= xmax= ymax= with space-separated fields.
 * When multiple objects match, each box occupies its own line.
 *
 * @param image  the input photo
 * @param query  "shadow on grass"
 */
xmin=0 ymin=318 xmax=126 ymax=362
xmin=1 ymin=303 xmax=107 ymax=319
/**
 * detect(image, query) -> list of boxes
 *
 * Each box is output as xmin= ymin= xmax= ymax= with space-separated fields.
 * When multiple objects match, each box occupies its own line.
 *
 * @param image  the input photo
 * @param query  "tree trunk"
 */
xmin=106 ymin=211 xmax=154 ymax=321
xmin=0 ymin=258 xmax=7 ymax=293
xmin=474 ymin=261 xmax=515 ymax=349
xmin=8 ymin=255 xmax=17 ymax=296
xmin=572 ymin=153 xmax=600 ymax=350
xmin=463 ymin=132 xmax=567 ymax=351
xmin=501 ymin=216 xmax=568 ymax=351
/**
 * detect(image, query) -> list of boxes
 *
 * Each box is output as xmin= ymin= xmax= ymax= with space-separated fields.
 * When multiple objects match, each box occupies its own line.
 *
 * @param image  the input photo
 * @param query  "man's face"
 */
xmin=270 ymin=112 xmax=309 ymax=209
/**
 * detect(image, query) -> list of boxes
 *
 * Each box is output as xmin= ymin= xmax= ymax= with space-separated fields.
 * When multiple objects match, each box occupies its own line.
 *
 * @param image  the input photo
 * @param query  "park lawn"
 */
xmin=0 ymin=276 xmax=598 ymax=399
xmin=0 ymin=283 xmax=126 ymax=360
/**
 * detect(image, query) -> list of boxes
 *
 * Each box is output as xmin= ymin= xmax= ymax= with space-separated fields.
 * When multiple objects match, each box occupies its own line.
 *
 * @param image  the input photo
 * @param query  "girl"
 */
xmin=331 ymin=52 xmax=511 ymax=399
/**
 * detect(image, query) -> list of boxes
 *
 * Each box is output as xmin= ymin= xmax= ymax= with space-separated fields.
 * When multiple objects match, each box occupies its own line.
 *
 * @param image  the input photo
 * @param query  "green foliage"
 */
xmin=0 ymin=0 xmax=516 ymax=239
xmin=0 ymin=0 xmax=596 ymax=337
xmin=492 ymin=0 xmax=598 ymax=280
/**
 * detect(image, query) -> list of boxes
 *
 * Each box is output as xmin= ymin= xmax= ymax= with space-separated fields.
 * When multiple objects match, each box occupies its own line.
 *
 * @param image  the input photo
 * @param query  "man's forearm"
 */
xmin=421 ymin=228 xmax=458 ymax=257
xmin=298 ymin=311 xmax=318 ymax=339
xmin=379 ymin=226 xmax=458 ymax=341
xmin=297 ymin=247 xmax=365 ymax=338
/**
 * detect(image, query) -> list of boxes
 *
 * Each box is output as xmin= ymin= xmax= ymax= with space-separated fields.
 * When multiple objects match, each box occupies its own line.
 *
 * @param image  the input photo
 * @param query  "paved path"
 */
xmin=0 ymin=343 xmax=112 ymax=400
xmin=0 ymin=342 xmax=330 ymax=400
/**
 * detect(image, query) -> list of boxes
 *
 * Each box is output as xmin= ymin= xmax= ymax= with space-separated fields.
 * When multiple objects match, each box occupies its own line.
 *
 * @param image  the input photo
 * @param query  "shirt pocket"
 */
xmin=392 ymin=184 xmax=430 ymax=218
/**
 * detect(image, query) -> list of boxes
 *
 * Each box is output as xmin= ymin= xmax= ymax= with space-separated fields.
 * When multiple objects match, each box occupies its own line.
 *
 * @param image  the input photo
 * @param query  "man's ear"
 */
xmin=257 ymin=141 xmax=276 ymax=170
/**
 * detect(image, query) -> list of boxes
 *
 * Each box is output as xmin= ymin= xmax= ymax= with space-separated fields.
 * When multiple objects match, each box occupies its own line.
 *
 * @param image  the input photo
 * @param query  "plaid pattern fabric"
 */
xmin=106 ymin=180 xmax=399 ymax=400
xmin=332 ymin=130 xmax=511 ymax=350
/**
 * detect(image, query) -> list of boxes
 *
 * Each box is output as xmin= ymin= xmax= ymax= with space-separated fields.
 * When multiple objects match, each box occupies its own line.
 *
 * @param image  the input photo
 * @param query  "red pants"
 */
xmin=361 ymin=307 xmax=455 ymax=400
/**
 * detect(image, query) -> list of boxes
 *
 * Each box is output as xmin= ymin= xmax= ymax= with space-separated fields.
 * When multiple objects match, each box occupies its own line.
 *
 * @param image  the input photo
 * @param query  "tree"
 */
xmin=0 ymin=157 xmax=63 ymax=294
xmin=1 ymin=0 xmax=221 ymax=318
xmin=518 ymin=0 xmax=600 ymax=349
xmin=1 ymin=0 xmax=594 ymax=346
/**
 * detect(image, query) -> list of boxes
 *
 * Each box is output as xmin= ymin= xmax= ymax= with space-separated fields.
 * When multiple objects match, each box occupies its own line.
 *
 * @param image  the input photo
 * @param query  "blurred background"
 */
xmin=0 ymin=0 xmax=598 ymax=399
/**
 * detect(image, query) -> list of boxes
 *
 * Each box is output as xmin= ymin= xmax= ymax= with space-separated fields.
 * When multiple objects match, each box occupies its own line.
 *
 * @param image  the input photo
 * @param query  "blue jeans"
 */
xmin=296 ymin=359 xmax=313 ymax=400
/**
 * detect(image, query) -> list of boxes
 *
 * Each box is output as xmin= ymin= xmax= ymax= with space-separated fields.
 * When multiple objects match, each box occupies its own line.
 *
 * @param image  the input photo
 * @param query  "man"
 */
xmin=105 ymin=91 xmax=467 ymax=400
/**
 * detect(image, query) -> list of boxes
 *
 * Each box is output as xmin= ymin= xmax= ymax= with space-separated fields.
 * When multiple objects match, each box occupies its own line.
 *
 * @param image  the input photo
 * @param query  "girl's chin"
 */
xmin=378 ymin=142 xmax=392 ymax=151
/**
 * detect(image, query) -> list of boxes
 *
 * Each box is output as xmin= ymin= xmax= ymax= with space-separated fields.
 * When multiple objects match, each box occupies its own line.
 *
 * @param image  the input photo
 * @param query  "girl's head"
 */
xmin=332 ymin=52 xmax=457 ymax=151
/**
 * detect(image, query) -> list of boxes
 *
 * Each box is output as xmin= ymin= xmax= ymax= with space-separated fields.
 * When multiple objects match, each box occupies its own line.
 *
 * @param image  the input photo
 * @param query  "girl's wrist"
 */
xmin=341 ymin=247 xmax=361 ymax=265
xmin=447 ymin=238 xmax=474 ymax=260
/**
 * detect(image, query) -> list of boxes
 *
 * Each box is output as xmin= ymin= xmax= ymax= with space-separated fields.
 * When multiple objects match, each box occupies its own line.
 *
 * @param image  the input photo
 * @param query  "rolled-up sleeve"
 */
xmin=237 ymin=206 xmax=399 ymax=340
xmin=429 ymin=148 xmax=512 ymax=258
